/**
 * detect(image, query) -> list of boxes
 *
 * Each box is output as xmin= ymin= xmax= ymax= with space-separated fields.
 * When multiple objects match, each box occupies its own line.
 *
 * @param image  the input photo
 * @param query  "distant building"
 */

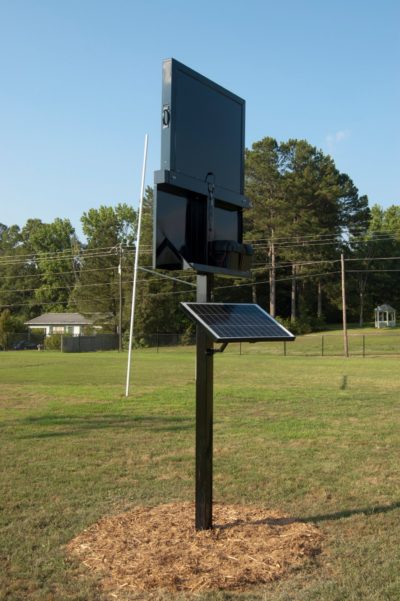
xmin=374 ymin=304 xmax=396 ymax=328
xmin=25 ymin=312 xmax=93 ymax=337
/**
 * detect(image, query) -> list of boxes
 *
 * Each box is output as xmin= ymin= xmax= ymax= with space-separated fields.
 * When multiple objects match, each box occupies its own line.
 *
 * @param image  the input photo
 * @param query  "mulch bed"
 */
xmin=67 ymin=502 xmax=322 ymax=598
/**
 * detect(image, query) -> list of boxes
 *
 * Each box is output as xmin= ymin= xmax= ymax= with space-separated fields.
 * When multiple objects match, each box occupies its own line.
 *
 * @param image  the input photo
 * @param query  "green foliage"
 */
xmin=275 ymin=315 xmax=312 ymax=335
xmin=0 ymin=309 xmax=15 ymax=349
xmin=80 ymin=203 xmax=136 ymax=246
xmin=245 ymin=137 xmax=371 ymax=321
xmin=71 ymin=203 xmax=137 ymax=328
xmin=180 ymin=322 xmax=196 ymax=345
xmin=20 ymin=218 xmax=79 ymax=313
xmin=0 ymin=224 xmax=32 ymax=317
xmin=310 ymin=314 xmax=328 ymax=332
xmin=275 ymin=312 xmax=327 ymax=335
xmin=346 ymin=204 xmax=400 ymax=325
xmin=44 ymin=334 xmax=62 ymax=350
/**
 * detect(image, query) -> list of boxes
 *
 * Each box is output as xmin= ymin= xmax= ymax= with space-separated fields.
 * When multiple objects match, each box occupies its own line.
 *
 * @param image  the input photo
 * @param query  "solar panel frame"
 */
xmin=181 ymin=302 xmax=296 ymax=343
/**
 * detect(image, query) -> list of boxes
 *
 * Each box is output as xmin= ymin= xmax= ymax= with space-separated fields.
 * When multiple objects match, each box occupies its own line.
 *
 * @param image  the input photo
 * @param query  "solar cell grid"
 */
xmin=181 ymin=303 xmax=295 ymax=342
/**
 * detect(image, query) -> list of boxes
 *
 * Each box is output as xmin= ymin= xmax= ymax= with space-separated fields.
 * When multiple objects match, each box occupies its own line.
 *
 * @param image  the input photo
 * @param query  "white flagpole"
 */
xmin=125 ymin=134 xmax=148 ymax=397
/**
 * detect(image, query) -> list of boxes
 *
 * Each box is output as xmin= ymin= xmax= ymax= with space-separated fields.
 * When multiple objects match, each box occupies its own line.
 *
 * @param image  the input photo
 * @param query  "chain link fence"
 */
xmin=3 ymin=331 xmax=399 ymax=357
xmin=135 ymin=331 xmax=400 ymax=357
xmin=2 ymin=332 xmax=118 ymax=352
xmin=3 ymin=332 xmax=45 ymax=350
xmin=61 ymin=334 xmax=119 ymax=352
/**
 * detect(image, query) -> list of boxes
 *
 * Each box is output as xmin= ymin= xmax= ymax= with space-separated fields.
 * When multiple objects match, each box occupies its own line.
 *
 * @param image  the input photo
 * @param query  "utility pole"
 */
xmin=269 ymin=233 xmax=276 ymax=317
xmin=118 ymin=242 xmax=123 ymax=352
xmin=291 ymin=263 xmax=297 ymax=323
xmin=341 ymin=253 xmax=349 ymax=358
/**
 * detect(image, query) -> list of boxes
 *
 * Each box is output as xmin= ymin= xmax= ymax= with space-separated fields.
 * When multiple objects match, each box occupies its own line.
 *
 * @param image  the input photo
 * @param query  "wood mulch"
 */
xmin=67 ymin=502 xmax=322 ymax=598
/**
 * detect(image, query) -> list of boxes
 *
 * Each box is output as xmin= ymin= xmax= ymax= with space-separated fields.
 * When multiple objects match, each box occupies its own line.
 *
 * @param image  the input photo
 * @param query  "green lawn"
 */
xmin=1 ymin=349 xmax=400 ymax=600
xmin=228 ymin=327 xmax=400 ymax=357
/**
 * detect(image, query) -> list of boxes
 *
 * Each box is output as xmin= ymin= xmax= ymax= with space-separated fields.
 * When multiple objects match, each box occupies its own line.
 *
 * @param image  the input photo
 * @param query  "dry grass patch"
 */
xmin=67 ymin=502 xmax=322 ymax=597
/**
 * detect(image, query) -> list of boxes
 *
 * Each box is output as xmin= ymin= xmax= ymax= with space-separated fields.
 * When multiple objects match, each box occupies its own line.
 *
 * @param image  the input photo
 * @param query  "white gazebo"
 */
xmin=374 ymin=304 xmax=396 ymax=328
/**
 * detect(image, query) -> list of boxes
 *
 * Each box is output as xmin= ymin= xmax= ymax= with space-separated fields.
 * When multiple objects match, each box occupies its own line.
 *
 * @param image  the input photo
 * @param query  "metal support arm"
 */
xmin=206 ymin=342 xmax=228 ymax=356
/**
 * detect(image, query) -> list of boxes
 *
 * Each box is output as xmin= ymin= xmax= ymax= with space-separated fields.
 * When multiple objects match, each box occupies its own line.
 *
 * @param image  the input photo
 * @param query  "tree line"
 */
xmin=0 ymin=137 xmax=399 ymax=345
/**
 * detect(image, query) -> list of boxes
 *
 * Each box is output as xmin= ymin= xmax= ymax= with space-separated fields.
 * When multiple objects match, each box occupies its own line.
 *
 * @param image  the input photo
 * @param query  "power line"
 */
xmin=0 ymin=247 xmax=158 ymax=267
xmin=248 ymin=235 xmax=400 ymax=251
xmin=5 ymin=264 xmax=398 ymax=299
xmin=0 ymin=231 xmax=398 ymax=268
xmin=138 ymin=266 xmax=197 ymax=287
xmin=0 ymin=274 xmax=196 ymax=298
xmin=251 ymin=254 xmax=400 ymax=272
xmin=3 ymin=264 xmax=400 ymax=310
xmin=0 ymin=265 xmax=117 ymax=280
xmin=0 ymin=243 xmax=125 ymax=261
xmin=214 ymin=271 xmax=342 ymax=291
xmin=1 ymin=255 xmax=399 ymax=297
xmin=244 ymin=226 xmax=400 ymax=244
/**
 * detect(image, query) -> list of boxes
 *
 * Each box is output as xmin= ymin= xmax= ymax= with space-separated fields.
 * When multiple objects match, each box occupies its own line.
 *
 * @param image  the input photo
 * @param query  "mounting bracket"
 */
xmin=206 ymin=342 xmax=228 ymax=356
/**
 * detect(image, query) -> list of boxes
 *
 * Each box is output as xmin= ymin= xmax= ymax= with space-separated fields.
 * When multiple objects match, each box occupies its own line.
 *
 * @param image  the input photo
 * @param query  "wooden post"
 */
xmin=341 ymin=253 xmax=349 ymax=358
xmin=118 ymin=243 xmax=122 ymax=352
xmin=269 ymin=235 xmax=276 ymax=317
xmin=321 ymin=334 xmax=324 ymax=357
xmin=291 ymin=264 xmax=297 ymax=323
xmin=195 ymin=274 xmax=214 ymax=530
xmin=317 ymin=279 xmax=322 ymax=318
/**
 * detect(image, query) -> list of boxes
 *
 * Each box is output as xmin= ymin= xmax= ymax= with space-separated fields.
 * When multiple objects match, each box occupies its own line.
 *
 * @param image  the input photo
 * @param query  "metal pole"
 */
xmin=125 ymin=134 xmax=148 ymax=397
xmin=341 ymin=253 xmax=349 ymax=358
xmin=195 ymin=273 xmax=214 ymax=530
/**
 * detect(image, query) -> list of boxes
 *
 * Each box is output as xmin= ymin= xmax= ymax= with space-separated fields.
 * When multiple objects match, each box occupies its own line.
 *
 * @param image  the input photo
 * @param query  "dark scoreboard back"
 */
xmin=153 ymin=59 xmax=252 ymax=277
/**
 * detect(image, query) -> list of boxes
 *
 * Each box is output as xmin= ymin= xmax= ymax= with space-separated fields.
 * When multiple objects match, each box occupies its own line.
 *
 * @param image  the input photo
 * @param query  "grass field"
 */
xmin=1 ymin=348 xmax=400 ymax=600
xmin=222 ymin=328 xmax=400 ymax=357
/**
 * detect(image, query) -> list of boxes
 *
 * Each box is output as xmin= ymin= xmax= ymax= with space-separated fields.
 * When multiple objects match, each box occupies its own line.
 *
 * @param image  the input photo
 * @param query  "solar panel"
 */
xmin=181 ymin=303 xmax=295 ymax=343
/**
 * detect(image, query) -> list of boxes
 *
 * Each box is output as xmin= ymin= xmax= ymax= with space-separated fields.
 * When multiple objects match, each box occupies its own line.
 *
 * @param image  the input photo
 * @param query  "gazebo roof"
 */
xmin=375 ymin=304 xmax=396 ymax=312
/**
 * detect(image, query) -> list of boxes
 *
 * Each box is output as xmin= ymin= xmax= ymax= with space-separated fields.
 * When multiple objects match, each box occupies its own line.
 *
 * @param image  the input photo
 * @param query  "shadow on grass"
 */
xmin=217 ymin=501 xmax=400 ymax=530
xmin=16 ymin=414 xmax=194 ymax=438
xmin=300 ymin=501 xmax=400 ymax=523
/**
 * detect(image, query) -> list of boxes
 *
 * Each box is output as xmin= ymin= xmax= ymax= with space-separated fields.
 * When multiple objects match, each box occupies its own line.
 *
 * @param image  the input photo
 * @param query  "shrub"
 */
xmin=275 ymin=316 xmax=312 ymax=335
xmin=44 ymin=334 xmax=62 ymax=351
xmin=309 ymin=315 xmax=327 ymax=332
xmin=180 ymin=324 xmax=196 ymax=346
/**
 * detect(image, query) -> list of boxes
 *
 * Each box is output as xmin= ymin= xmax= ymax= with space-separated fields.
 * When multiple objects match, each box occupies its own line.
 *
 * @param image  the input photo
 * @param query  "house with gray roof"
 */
xmin=25 ymin=313 xmax=93 ymax=337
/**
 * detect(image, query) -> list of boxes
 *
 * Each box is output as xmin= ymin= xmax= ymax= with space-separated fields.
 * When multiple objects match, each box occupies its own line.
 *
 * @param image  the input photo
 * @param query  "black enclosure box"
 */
xmin=154 ymin=184 xmax=253 ymax=275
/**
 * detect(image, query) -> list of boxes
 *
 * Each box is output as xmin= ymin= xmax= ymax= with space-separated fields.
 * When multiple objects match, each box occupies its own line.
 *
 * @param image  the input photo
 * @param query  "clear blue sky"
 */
xmin=1 ymin=0 xmax=399 ymax=238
